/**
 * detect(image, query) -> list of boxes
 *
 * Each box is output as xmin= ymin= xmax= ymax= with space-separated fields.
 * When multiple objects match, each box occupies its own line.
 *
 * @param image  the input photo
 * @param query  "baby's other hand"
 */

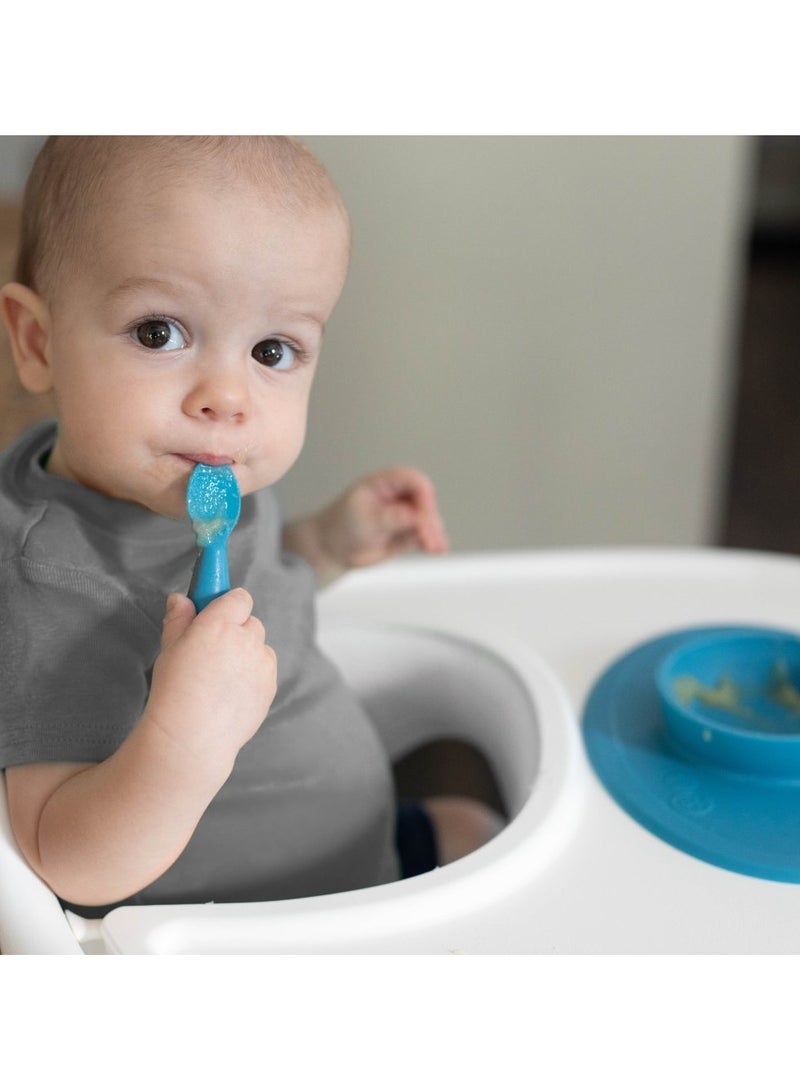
xmin=145 ymin=590 xmax=277 ymax=765
xmin=285 ymin=467 xmax=449 ymax=582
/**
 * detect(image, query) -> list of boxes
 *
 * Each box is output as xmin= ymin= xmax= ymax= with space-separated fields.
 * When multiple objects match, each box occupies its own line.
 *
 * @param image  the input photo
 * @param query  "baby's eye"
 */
xmin=133 ymin=319 xmax=186 ymax=351
xmin=251 ymin=338 xmax=297 ymax=371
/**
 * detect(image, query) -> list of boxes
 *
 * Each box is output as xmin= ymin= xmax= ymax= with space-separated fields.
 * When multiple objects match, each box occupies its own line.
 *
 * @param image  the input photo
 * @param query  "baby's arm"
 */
xmin=282 ymin=466 xmax=449 ymax=585
xmin=5 ymin=588 xmax=275 ymax=907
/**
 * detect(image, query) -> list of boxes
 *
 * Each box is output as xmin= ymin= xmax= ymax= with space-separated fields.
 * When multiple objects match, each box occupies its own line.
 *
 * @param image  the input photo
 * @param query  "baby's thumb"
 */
xmin=161 ymin=592 xmax=197 ymax=650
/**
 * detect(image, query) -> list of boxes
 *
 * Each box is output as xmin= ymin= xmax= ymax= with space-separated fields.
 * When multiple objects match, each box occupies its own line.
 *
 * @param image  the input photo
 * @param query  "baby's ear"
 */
xmin=0 ymin=283 xmax=54 ymax=394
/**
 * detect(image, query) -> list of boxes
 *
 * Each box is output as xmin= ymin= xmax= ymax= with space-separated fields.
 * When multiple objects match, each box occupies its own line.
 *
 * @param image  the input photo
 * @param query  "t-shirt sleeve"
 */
xmin=0 ymin=559 xmax=161 ymax=768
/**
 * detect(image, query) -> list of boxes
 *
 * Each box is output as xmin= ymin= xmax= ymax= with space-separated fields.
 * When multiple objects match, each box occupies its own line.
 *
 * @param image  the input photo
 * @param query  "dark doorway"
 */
xmin=720 ymin=137 xmax=800 ymax=554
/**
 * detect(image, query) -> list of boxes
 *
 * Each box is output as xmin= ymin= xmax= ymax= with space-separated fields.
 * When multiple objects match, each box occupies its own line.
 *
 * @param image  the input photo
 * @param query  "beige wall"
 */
xmin=291 ymin=136 xmax=753 ymax=550
xmin=0 ymin=136 xmax=753 ymax=551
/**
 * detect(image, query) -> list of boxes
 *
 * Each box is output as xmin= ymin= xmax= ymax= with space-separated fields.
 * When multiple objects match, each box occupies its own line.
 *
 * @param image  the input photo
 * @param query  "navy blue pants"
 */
xmin=395 ymin=800 xmax=439 ymax=878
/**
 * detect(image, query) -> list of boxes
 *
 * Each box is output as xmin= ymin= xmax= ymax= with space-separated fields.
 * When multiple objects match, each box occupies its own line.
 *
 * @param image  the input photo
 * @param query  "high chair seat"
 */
xmin=0 ymin=609 xmax=580 ymax=954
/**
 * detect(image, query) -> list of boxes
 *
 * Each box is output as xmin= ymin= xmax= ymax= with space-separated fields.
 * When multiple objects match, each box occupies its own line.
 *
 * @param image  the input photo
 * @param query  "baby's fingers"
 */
xmin=161 ymin=592 xmax=197 ymax=651
xmin=197 ymin=587 xmax=255 ymax=628
xmin=209 ymin=591 xmax=269 ymax=653
xmin=242 ymin=613 xmax=267 ymax=645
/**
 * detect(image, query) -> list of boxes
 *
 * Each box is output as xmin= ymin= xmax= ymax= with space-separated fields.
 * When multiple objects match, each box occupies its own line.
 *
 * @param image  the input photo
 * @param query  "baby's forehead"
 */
xmin=63 ymin=165 xmax=351 ymax=308
xmin=110 ymin=138 xmax=343 ymax=209
xmin=32 ymin=137 xmax=350 ymax=299
xmin=92 ymin=150 xmax=348 ymax=238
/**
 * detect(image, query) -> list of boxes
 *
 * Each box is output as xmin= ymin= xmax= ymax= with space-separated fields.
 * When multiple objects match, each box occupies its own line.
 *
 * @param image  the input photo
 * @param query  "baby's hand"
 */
xmin=145 ymin=589 xmax=276 ymax=766
xmin=284 ymin=467 xmax=449 ymax=583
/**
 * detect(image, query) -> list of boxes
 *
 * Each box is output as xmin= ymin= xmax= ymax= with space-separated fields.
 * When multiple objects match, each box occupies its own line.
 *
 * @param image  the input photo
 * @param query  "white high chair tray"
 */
xmin=100 ymin=547 xmax=800 ymax=954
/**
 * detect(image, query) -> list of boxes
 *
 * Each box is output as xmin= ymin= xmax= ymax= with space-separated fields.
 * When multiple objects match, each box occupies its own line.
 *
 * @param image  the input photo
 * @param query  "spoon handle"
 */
xmin=188 ymin=539 xmax=230 ymax=612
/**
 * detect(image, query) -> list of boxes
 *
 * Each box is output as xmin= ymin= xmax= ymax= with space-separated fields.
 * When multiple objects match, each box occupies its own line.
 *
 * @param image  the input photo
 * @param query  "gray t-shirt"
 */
xmin=0 ymin=421 xmax=399 ymax=915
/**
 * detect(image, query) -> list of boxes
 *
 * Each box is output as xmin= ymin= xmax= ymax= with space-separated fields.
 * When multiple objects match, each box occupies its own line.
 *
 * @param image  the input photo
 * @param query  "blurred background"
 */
xmin=1 ymin=135 xmax=797 ymax=555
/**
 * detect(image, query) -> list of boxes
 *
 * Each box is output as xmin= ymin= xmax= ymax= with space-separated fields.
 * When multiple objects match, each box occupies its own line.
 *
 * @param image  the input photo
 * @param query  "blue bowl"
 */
xmin=656 ymin=627 xmax=800 ymax=777
xmin=583 ymin=625 xmax=800 ymax=882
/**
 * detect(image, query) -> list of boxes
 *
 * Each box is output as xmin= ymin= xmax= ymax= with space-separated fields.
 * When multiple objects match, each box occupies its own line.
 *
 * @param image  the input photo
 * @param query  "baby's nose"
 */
xmin=183 ymin=363 xmax=250 ymax=421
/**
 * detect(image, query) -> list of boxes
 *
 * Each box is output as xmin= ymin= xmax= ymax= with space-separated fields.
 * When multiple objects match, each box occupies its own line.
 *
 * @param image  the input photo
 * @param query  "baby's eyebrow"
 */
xmin=105 ymin=277 xmax=329 ymax=335
xmin=285 ymin=309 xmax=326 ymax=332
xmin=105 ymin=275 xmax=179 ymax=303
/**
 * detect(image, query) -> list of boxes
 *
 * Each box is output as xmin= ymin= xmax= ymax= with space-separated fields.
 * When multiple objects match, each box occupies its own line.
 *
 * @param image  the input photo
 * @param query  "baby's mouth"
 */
xmin=179 ymin=453 xmax=235 ymax=467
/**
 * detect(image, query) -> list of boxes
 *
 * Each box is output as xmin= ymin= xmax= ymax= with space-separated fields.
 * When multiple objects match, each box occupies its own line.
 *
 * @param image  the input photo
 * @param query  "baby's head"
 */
xmin=1 ymin=136 xmax=351 ymax=519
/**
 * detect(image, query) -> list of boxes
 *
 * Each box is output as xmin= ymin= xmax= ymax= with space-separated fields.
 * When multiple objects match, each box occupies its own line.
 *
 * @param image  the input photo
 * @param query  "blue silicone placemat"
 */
xmin=582 ymin=626 xmax=800 ymax=883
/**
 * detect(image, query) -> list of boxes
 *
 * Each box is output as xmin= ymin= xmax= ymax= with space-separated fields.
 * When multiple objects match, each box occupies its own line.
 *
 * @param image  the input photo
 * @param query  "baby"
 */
xmin=0 ymin=136 xmax=500 ymax=915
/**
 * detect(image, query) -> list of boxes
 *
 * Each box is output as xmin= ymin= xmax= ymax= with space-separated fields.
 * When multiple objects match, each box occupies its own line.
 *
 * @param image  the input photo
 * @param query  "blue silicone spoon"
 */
xmin=186 ymin=463 xmax=242 ymax=611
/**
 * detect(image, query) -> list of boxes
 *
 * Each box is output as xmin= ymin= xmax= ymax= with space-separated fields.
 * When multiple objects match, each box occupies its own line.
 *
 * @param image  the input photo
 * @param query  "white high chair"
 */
xmin=0 ymin=610 xmax=581 ymax=954
xmin=11 ymin=548 xmax=800 ymax=954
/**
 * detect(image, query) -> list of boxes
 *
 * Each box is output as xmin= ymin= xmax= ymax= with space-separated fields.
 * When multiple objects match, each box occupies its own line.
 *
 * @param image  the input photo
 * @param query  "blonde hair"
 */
xmin=15 ymin=135 xmax=348 ymax=296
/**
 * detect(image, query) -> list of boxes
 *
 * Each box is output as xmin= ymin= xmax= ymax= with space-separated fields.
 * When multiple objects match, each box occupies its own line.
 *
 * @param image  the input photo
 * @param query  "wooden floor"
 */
xmin=0 ymin=202 xmax=55 ymax=448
